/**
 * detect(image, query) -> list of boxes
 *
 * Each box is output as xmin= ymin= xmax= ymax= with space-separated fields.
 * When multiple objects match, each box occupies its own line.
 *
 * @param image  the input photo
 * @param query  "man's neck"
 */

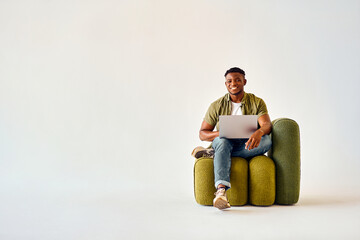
xmin=230 ymin=91 xmax=245 ymax=103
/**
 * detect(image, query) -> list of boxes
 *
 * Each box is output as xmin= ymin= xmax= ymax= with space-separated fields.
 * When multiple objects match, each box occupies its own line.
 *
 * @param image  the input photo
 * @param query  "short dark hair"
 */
xmin=224 ymin=67 xmax=245 ymax=77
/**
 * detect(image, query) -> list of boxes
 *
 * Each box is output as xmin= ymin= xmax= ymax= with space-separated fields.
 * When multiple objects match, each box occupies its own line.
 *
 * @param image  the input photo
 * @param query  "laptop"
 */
xmin=219 ymin=115 xmax=258 ymax=139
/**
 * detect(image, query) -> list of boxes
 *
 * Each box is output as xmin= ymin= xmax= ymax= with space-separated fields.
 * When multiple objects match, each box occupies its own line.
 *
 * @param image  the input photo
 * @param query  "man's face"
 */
xmin=225 ymin=72 xmax=247 ymax=96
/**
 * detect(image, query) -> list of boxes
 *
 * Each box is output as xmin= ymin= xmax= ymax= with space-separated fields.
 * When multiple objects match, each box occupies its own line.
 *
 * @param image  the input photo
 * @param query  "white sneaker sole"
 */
xmin=213 ymin=197 xmax=231 ymax=210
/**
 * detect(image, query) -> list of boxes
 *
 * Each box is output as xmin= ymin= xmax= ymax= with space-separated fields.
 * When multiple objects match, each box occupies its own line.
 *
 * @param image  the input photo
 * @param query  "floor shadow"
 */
xmin=210 ymin=204 xmax=278 ymax=215
xmin=214 ymin=207 xmax=255 ymax=215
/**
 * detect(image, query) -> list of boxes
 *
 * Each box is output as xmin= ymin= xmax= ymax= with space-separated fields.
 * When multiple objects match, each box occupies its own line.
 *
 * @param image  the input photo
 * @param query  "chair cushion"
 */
xmin=194 ymin=157 xmax=248 ymax=206
xmin=249 ymin=155 xmax=276 ymax=206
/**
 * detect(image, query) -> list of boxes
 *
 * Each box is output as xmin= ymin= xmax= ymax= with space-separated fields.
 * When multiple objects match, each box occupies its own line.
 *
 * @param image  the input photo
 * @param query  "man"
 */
xmin=198 ymin=67 xmax=272 ymax=210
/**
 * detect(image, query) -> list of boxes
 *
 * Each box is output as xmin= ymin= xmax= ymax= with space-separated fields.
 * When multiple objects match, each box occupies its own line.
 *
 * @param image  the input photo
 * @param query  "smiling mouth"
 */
xmin=228 ymin=86 xmax=242 ymax=95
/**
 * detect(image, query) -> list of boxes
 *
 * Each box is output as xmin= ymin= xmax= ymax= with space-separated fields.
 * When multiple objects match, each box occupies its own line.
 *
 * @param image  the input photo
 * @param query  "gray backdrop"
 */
xmin=1 ymin=0 xmax=359 ymax=204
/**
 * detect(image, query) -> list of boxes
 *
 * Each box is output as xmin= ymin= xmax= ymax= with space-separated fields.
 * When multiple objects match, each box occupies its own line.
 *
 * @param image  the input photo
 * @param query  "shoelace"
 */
xmin=214 ymin=188 xmax=226 ymax=196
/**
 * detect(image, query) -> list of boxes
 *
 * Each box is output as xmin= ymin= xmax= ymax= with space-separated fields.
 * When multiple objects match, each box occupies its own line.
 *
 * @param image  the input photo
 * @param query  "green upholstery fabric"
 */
xmin=193 ymin=158 xmax=215 ymax=205
xmin=193 ymin=118 xmax=301 ymax=206
xmin=227 ymin=157 xmax=248 ymax=205
xmin=268 ymin=118 xmax=301 ymax=205
xmin=249 ymin=156 xmax=276 ymax=206
xmin=194 ymin=157 xmax=248 ymax=206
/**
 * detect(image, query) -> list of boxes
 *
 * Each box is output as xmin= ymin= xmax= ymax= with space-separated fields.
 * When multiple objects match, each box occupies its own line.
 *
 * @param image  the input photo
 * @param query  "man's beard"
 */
xmin=228 ymin=89 xmax=243 ymax=96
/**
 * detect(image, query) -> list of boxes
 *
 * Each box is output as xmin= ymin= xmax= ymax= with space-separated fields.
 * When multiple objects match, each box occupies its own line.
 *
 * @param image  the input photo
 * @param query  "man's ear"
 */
xmin=244 ymin=78 xmax=247 ymax=86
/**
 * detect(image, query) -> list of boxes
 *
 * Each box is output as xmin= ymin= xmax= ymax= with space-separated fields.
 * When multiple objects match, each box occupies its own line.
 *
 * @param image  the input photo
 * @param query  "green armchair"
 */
xmin=193 ymin=118 xmax=301 ymax=206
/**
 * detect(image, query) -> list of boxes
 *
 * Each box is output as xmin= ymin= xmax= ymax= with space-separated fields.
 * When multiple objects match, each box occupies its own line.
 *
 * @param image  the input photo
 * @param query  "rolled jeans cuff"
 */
xmin=215 ymin=180 xmax=231 ymax=190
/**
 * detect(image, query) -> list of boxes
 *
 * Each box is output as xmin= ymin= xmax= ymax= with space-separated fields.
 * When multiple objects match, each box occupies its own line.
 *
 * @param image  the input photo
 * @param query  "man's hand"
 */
xmin=245 ymin=129 xmax=264 ymax=150
xmin=245 ymin=114 xmax=272 ymax=150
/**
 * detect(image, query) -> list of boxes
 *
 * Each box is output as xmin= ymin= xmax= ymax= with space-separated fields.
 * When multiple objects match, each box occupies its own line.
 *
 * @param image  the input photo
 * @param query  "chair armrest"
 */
xmin=268 ymin=118 xmax=301 ymax=204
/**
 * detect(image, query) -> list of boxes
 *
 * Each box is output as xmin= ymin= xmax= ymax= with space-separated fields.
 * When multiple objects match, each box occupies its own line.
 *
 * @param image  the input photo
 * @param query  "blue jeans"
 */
xmin=212 ymin=135 xmax=272 ymax=189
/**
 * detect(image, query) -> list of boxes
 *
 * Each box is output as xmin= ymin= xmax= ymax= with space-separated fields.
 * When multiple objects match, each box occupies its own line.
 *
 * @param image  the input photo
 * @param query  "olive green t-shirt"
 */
xmin=204 ymin=92 xmax=269 ymax=130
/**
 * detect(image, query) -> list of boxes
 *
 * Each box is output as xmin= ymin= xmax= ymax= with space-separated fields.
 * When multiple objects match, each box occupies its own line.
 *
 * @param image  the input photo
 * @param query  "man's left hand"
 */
xmin=245 ymin=130 xmax=264 ymax=150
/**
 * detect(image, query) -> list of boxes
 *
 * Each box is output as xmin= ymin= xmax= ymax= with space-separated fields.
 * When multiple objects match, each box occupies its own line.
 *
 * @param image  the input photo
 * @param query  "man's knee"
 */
xmin=260 ymin=135 xmax=272 ymax=151
xmin=212 ymin=137 xmax=232 ymax=151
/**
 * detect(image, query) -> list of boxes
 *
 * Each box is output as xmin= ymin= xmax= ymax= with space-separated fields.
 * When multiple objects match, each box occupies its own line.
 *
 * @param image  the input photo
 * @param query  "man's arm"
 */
xmin=199 ymin=120 xmax=219 ymax=142
xmin=245 ymin=114 xmax=272 ymax=150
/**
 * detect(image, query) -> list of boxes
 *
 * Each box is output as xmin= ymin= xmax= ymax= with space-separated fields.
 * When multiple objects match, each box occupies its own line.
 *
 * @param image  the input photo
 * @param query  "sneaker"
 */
xmin=191 ymin=146 xmax=214 ymax=159
xmin=213 ymin=188 xmax=231 ymax=210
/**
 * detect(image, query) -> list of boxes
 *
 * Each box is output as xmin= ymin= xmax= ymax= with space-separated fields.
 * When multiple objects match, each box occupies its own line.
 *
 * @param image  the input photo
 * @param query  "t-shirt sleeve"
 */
xmin=257 ymin=98 xmax=268 ymax=117
xmin=204 ymin=102 xmax=218 ymax=127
